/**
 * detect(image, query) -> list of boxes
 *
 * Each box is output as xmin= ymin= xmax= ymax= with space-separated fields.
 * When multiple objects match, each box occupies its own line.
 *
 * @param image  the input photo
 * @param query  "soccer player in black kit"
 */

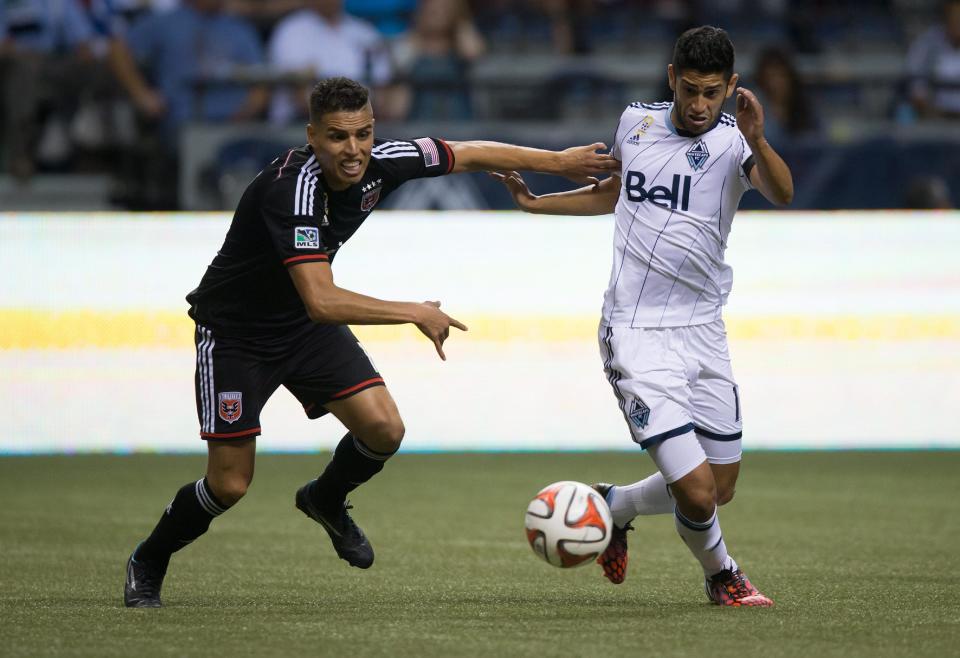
xmin=124 ymin=77 xmax=618 ymax=607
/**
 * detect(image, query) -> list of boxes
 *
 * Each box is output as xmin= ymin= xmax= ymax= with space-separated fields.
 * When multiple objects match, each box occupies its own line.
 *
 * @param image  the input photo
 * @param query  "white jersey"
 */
xmin=602 ymin=101 xmax=755 ymax=328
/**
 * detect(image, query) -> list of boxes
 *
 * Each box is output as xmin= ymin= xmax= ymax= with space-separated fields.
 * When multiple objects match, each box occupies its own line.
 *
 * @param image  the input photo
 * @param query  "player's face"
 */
xmin=668 ymin=65 xmax=738 ymax=135
xmin=308 ymin=104 xmax=375 ymax=191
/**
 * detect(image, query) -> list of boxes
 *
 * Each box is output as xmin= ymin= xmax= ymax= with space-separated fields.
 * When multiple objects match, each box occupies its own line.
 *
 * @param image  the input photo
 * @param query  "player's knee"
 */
xmin=716 ymin=485 xmax=736 ymax=506
xmin=207 ymin=474 xmax=252 ymax=507
xmin=687 ymin=487 xmax=717 ymax=519
xmin=359 ymin=417 xmax=405 ymax=454
xmin=674 ymin=480 xmax=717 ymax=521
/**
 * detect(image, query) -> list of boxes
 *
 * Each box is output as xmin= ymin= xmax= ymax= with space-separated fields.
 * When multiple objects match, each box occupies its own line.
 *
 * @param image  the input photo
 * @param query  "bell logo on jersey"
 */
xmin=218 ymin=392 xmax=243 ymax=424
xmin=625 ymin=171 xmax=691 ymax=211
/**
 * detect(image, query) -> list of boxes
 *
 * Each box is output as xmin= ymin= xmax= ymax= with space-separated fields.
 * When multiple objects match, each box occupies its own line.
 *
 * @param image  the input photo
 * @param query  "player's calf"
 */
xmin=311 ymin=432 xmax=397 ymax=507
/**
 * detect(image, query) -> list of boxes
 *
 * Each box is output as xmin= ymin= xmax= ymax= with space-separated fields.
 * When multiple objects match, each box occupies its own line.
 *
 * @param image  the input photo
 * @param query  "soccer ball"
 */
xmin=524 ymin=481 xmax=612 ymax=568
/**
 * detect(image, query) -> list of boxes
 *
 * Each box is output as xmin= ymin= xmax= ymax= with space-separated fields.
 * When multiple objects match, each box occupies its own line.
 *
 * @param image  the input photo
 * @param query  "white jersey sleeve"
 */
xmin=601 ymin=102 xmax=754 ymax=328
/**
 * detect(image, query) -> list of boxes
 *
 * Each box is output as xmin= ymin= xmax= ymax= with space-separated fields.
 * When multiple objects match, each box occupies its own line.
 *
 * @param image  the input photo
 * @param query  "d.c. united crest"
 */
xmin=360 ymin=179 xmax=382 ymax=211
xmin=218 ymin=391 xmax=243 ymax=424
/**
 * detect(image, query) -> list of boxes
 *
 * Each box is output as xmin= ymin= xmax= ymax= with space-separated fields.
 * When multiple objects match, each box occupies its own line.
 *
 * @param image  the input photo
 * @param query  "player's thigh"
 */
xmin=283 ymin=324 xmax=386 ymax=421
xmin=687 ymin=320 xmax=743 ymax=465
xmin=598 ymin=324 xmax=696 ymax=450
xmin=646 ymin=429 xmax=709 ymax=485
xmin=194 ymin=324 xmax=283 ymax=442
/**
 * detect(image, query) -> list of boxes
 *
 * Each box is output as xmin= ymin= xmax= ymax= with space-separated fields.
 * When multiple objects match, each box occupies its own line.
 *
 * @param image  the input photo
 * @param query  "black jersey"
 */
xmin=186 ymin=137 xmax=455 ymax=334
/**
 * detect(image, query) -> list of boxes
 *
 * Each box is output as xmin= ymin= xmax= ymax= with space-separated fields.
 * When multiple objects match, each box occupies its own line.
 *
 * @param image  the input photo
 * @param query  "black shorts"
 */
xmin=193 ymin=321 xmax=384 ymax=441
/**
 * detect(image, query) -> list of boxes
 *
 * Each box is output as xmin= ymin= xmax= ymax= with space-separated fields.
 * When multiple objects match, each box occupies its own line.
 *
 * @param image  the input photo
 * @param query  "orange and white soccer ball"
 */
xmin=524 ymin=481 xmax=613 ymax=568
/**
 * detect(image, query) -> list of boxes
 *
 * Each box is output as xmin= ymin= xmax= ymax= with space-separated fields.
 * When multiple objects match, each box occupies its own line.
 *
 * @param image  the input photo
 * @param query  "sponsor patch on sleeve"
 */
xmin=295 ymin=226 xmax=320 ymax=249
xmin=414 ymin=138 xmax=440 ymax=168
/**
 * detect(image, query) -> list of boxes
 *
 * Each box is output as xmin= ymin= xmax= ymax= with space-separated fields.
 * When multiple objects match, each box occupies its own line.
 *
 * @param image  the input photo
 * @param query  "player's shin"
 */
xmin=309 ymin=433 xmax=396 ymax=508
xmin=606 ymin=471 xmax=674 ymax=526
xmin=674 ymin=506 xmax=735 ymax=577
xmin=135 ymin=477 xmax=231 ymax=567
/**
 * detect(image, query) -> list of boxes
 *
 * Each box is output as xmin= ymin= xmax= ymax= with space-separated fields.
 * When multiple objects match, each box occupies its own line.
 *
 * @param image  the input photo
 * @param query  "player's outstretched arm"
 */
xmin=447 ymin=141 xmax=619 ymax=185
xmin=288 ymin=262 xmax=467 ymax=360
xmin=491 ymin=171 xmax=620 ymax=216
xmin=736 ymin=87 xmax=794 ymax=206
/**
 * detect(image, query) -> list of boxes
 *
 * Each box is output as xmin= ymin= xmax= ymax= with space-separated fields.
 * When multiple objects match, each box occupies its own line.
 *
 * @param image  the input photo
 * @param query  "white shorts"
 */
xmin=598 ymin=320 xmax=742 ymax=474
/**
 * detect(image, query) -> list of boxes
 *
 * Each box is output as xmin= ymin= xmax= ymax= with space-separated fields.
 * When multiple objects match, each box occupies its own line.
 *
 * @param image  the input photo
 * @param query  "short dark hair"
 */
xmin=672 ymin=26 xmax=735 ymax=79
xmin=309 ymin=77 xmax=370 ymax=122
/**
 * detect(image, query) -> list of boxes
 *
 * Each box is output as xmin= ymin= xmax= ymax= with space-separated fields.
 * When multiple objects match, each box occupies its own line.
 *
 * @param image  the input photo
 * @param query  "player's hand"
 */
xmin=735 ymin=87 xmax=765 ymax=145
xmin=558 ymin=143 xmax=619 ymax=186
xmin=133 ymin=87 xmax=167 ymax=119
xmin=414 ymin=301 xmax=468 ymax=361
xmin=489 ymin=170 xmax=538 ymax=211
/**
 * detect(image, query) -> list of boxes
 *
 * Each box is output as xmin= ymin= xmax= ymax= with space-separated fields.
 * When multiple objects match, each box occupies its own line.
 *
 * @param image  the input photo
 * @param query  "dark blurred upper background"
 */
xmin=0 ymin=0 xmax=957 ymax=211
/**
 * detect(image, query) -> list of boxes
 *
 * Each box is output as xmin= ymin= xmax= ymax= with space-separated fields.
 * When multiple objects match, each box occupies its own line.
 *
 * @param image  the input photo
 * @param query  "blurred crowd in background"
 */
xmin=0 ymin=0 xmax=958 ymax=210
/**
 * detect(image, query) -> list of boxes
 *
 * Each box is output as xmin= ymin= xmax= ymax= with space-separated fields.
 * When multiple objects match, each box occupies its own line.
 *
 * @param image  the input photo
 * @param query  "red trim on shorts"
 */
xmin=330 ymin=377 xmax=385 ymax=400
xmin=201 ymin=427 xmax=261 ymax=440
xmin=283 ymin=254 xmax=329 ymax=266
xmin=439 ymin=139 xmax=455 ymax=174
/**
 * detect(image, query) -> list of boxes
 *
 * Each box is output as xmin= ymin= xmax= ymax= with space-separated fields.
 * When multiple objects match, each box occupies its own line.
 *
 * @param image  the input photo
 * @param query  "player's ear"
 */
xmin=667 ymin=64 xmax=676 ymax=91
xmin=725 ymin=73 xmax=739 ymax=98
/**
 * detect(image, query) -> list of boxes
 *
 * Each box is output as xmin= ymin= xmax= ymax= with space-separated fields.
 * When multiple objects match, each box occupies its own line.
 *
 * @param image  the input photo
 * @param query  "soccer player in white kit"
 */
xmin=494 ymin=26 xmax=793 ymax=606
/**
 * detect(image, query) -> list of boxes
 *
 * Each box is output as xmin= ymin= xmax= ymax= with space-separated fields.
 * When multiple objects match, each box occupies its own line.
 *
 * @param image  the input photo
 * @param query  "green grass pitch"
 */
xmin=1 ymin=451 xmax=958 ymax=657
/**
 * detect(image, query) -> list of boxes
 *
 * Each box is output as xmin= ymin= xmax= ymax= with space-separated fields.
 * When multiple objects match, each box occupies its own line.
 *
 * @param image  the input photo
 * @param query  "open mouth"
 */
xmin=340 ymin=159 xmax=363 ymax=178
xmin=686 ymin=114 xmax=709 ymax=129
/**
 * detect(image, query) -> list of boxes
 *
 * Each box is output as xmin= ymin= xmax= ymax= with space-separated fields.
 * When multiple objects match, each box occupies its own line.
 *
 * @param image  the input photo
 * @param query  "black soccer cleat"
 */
xmin=124 ymin=548 xmax=166 ymax=608
xmin=295 ymin=483 xmax=374 ymax=569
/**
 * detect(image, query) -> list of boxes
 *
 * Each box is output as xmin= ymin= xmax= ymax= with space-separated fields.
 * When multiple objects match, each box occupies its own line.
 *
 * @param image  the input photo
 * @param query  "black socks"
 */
xmin=135 ymin=478 xmax=230 ymax=567
xmin=310 ymin=433 xmax=396 ymax=508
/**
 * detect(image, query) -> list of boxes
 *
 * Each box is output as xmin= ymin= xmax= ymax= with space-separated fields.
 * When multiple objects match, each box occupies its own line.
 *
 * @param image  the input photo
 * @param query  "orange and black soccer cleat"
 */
xmin=705 ymin=567 xmax=774 ymax=607
xmin=592 ymin=483 xmax=633 ymax=584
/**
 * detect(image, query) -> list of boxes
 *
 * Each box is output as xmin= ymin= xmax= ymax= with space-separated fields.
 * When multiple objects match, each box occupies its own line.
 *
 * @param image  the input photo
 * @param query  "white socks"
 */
xmin=606 ymin=472 xmax=674 ymax=527
xmin=674 ymin=506 xmax=735 ymax=576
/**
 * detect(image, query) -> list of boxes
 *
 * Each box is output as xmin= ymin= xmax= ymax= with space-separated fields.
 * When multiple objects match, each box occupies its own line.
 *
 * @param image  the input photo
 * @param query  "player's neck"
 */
xmin=321 ymin=171 xmax=352 ymax=192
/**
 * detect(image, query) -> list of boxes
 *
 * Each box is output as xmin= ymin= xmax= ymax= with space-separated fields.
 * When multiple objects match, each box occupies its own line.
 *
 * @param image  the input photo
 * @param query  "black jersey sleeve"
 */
xmin=370 ymin=137 xmax=455 ymax=184
xmin=261 ymin=171 xmax=330 ymax=267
